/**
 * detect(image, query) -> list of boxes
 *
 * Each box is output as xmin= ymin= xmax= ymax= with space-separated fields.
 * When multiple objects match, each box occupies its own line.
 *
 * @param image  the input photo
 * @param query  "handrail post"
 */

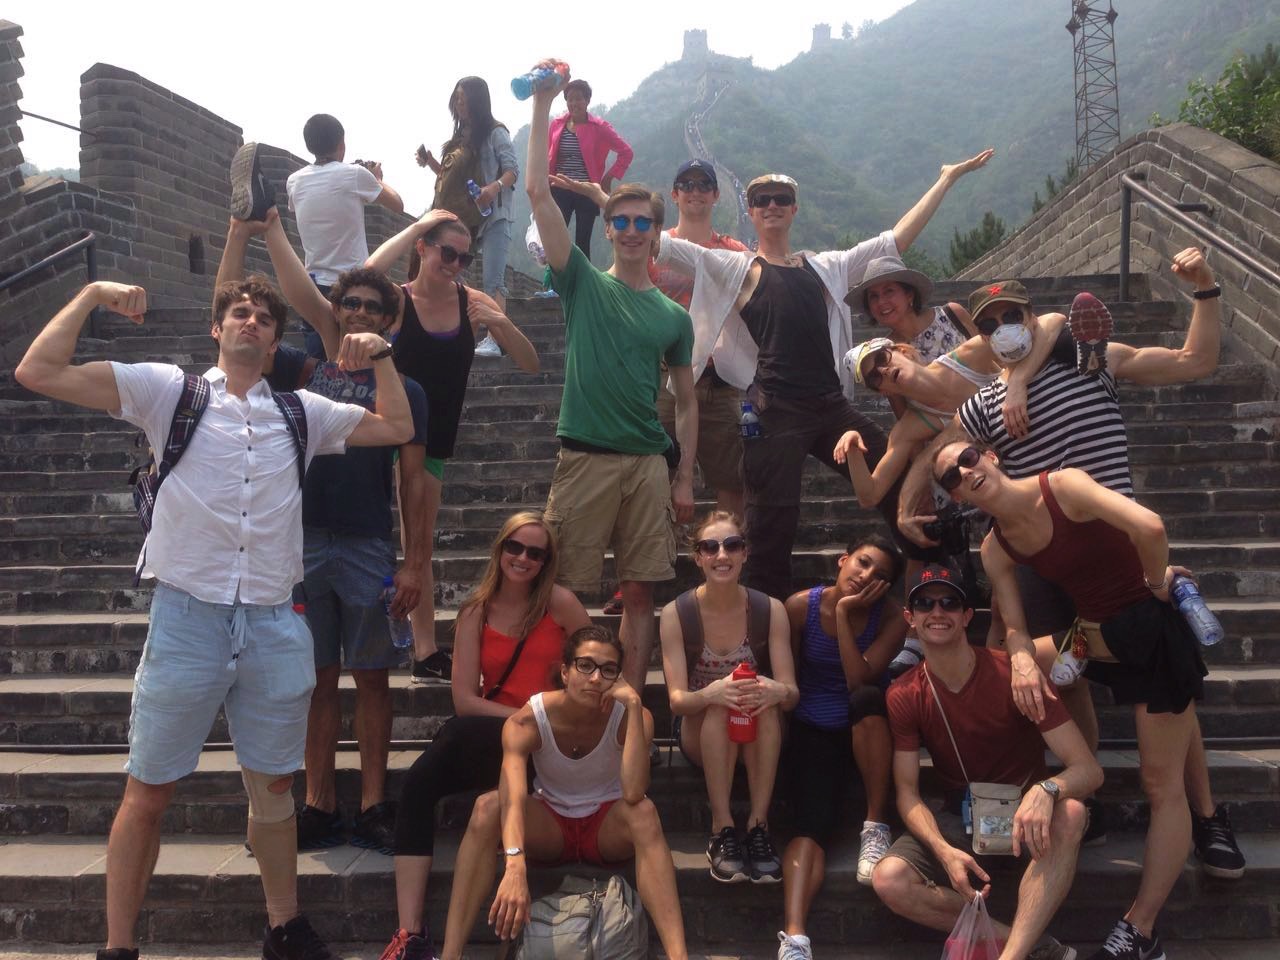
xmin=1119 ymin=180 xmax=1131 ymax=302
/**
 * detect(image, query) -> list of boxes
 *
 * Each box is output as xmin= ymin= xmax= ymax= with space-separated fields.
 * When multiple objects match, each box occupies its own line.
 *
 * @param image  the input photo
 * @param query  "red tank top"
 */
xmin=478 ymin=612 xmax=564 ymax=709
xmin=992 ymin=472 xmax=1150 ymax=622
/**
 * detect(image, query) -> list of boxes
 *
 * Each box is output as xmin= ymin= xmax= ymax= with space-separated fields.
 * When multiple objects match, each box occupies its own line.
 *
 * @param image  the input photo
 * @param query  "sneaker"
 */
xmin=602 ymin=590 xmax=625 ymax=616
xmin=97 ymin=950 xmax=139 ymax=960
xmin=263 ymin=914 xmax=335 ymax=960
xmin=856 ymin=821 xmax=892 ymax=885
xmin=296 ymin=804 xmax=345 ymax=850
xmin=887 ymin=636 xmax=924 ymax=680
xmin=1069 ymin=292 xmax=1113 ymax=378
xmin=1050 ymin=646 xmax=1088 ymax=687
xmin=474 ymin=334 xmax=503 ymax=357
xmin=706 ymin=825 xmax=749 ymax=883
xmin=531 ymin=288 xmax=559 ymax=298
xmin=777 ymin=931 xmax=813 ymax=960
xmin=1082 ymin=797 xmax=1108 ymax=847
xmin=229 ymin=142 xmax=276 ymax=222
xmin=1028 ymin=937 xmax=1078 ymax=960
xmin=351 ymin=800 xmax=398 ymax=855
xmin=1085 ymin=920 xmax=1164 ymax=960
xmin=1191 ymin=803 xmax=1246 ymax=879
xmin=411 ymin=650 xmax=452 ymax=685
xmin=379 ymin=927 xmax=435 ymax=960
xmin=745 ymin=824 xmax=783 ymax=883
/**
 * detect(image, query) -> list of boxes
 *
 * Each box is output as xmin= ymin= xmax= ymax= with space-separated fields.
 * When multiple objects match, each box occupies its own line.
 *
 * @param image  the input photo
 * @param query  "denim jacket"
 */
xmin=478 ymin=124 xmax=519 ymax=224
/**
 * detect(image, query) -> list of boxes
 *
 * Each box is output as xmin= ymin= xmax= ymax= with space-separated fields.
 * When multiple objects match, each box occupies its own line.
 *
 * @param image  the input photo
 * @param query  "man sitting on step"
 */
xmin=15 ymin=276 xmax=413 ymax=960
xmin=896 ymin=248 xmax=1247 ymax=888
xmin=217 ymin=208 xmax=430 ymax=857
xmin=872 ymin=564 xmax=1102 ymax=960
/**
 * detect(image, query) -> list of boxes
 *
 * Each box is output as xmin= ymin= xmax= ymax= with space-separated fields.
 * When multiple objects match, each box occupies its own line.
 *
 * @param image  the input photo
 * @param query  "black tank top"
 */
xmin=391 ymin=283 xmax=475 ymax=459
xmin=738 ymin=257 xmax=840 ymax=398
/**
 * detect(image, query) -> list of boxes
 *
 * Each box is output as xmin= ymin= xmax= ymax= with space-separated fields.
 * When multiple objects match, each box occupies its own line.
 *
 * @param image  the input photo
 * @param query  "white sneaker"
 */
xmin=1050 ymin=648 xmax=1087 ymax=686
xmin=777 ymin=931 xmax=813 ymax=960
xmin=857 ymin=822 xmax=892 ymax=885
xmin=474 ymin=334 xmax=502 ymax=357
xmin=888 ymin=636 xmax=924 ymax=679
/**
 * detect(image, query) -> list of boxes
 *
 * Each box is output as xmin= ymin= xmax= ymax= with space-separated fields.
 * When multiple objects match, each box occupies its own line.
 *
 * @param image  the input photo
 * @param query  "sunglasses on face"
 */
xmin=936 ymin=446 xmax=982 ymax=493
xmin=862 ymin=347 xmax=892 ymax=391
xmin=975 ymin=306 xmax=1025 ymax=336
xmin=427 ymin=242 xmax=475 ymax=269
xmin=675 ymin=179 xmax=715 ymax=193
xmin=910 ymin=594 xmax=965 ymax=613
xmin=608 ymin=214 xmax=654 ymax=232
xmin=572 ymin=656 xmax=621 ymax=681
xmin=501 ymin=538 xmax=549 ymax=564
xmin=749 ymin=193 xmax=795 ymax=208
xmin=338 ymin=296 xmax=387 ymax=316
xmin=695 ymin=535 xmax=747 ymax=558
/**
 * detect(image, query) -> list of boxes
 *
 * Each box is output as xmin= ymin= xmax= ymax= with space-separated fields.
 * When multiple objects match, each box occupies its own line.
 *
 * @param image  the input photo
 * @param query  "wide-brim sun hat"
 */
xmin=845 ymin=256 xmax=935 ymax=314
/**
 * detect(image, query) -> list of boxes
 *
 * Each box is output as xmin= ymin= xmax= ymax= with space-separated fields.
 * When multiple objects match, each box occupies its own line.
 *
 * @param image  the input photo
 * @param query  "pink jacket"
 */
xmin=548 ymin=113 xmax=634 ymax=184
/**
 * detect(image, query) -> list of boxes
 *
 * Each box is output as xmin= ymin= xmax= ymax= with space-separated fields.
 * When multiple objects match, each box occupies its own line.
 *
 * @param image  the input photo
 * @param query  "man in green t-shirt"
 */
xmin=527 ymin=64 xmax=698 ymax=693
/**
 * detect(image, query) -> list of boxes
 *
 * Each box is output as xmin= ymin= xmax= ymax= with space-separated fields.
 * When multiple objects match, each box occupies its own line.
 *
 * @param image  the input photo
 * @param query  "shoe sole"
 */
xmin=229 ymin=143 xmax=259 ymax=221
xmin=749 ymin=870 xmax=781 ymax=884
xmin=1199 ymin=859 xmax=1245 ymax=879
xmin=350 ymin=835 xmax=395 ymax=856
xmin=410 ymin=674 xmax=450 ymax=685
xmin=706 ymin=854 xmax=750 ymax=883
xmin=1068 ymin=292 xmax=1113 ymax=378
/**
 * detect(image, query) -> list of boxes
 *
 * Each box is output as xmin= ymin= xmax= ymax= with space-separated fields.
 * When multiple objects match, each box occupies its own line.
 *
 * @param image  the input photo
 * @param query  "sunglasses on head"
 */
xmin=501 ymin=538 xmax=549 ymax=564
xmin=695 ymin=535 xmax=747 ymax=558
xmin=975 ymin=306 xmax=1025 ymax=336
xmin=675 ymin=179 xmax=715 ymax=193
xmin=608 ymin=214 xmax=654 ymax=232
xmin=862 ymin=347 xmax=893 ymax=391
xmin=427 ymin=242 xmax=475 ymax=269
xmin=572 ymin=656 xmax=621 ymax=681
xmin=910 ymin=594 xmax=964 ymax=613
xmin=749 ymin=192 xmax=795 ymax=209
xmin=338 ymin=296 xmax=387 ymax=316
xmin=936 ymin=446 xmax=982 ymax=493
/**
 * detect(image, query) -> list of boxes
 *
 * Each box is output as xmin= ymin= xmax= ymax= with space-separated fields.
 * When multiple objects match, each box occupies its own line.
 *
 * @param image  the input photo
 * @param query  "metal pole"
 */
xmin=1119 ymin=182 xmax=1131 ymax=301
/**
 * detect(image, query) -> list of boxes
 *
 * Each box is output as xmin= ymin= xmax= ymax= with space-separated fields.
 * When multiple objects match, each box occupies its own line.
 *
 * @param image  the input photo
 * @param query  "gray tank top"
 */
xmin=530 ymin=693 xmax=625 ymax=817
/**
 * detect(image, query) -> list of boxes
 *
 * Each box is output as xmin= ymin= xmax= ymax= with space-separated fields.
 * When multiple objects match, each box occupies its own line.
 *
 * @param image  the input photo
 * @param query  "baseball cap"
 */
xmin=968 ymin=280 xmax=1031 ymax=318
xmin=907 ymin=563 xmax=968 ymax=607
xmin=674 ymin=159 xmax=717 ymax=190
xmin=844 ymin=337 xmax=895 ymax=385
xmin=746 ymin=173 xmax=798 ymax=202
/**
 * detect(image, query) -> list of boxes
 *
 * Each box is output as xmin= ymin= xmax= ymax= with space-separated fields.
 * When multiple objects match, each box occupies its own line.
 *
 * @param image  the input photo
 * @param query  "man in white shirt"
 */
xmin=15 ymin=277 xmax=413 ymax=960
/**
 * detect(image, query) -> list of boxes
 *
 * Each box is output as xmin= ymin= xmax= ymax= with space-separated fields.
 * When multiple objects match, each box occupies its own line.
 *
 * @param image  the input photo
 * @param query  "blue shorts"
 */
xmin=302 ymin=528 xmax=405 ymax=671
xmin=126 ymin=583 xmax=315 ymax=784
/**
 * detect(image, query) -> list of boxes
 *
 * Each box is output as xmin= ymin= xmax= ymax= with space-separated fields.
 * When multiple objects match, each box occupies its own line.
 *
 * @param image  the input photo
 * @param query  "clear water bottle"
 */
xmin=510 ymin=62 xmax=569 ymax=100
xmin=382 ymin=575 xmax=414 ymax=650
xmin=739 ymin=400 xmax=761 ymax=440
xmin=466 ymin=179 xmax=492 ymax=217
xmin=1170 ymin=574 xmax=1224 ymax=646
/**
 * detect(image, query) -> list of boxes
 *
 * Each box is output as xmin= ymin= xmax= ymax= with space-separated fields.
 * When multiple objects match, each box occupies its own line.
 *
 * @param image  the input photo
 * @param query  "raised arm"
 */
xmin=255 ymin=209 xmax=342 ymax=359
xmin=892 ymin=149 xmax=994 ymax=254
xmin=834 ymin=589 xmax=904 ymax=689
xmin=1001 ymin=312 xmax=1066 ymax=438
xmin=365 ymin=208 xmax=459 ymax=276
xmin=366 ymin=162 xmax=405 ymax=215
xmin=526 ymin=63 xmax=574 ymax=272
xmin=340 ymin=334 xmax=413 ymax=447
xmin=466 ymin=291 xmax=540 ymax=372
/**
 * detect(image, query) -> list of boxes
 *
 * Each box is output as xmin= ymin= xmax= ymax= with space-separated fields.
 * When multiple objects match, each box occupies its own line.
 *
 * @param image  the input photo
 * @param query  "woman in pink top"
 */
xmin=547 ymin=79 xmax=634 ymax=255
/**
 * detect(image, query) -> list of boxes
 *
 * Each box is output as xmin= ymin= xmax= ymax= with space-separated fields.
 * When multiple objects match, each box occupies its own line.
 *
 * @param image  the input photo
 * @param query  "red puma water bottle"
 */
xmin=727 ymin=662 xmax=757 ymax=744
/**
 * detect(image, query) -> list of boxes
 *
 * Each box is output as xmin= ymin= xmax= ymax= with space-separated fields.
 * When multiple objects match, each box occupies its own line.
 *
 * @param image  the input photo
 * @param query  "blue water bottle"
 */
xmin=739 ymin=401 xmax=761 ymax=440
xmin=510 ymin=63 xmax=568 ymax=100
xmin=466 ymin=179 xmax=492 ymax=217
xmin=382 ymin=575 xmax=415 ymax=650
xmin=1169 ymin=575 xmax=1224 ymax=646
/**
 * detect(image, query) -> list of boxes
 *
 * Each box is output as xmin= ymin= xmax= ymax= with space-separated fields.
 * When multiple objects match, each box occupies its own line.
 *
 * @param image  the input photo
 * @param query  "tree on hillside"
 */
xmin=1032 ymin=156 xmax=1080 ymax=214
xmin=949 ymin=212 xmax=1007 ymax=274
xmin=1154 ymin=43 xmax=1280 ymax=161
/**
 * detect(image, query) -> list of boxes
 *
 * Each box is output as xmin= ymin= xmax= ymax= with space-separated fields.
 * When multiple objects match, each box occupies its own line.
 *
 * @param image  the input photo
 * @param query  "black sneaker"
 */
xmin=296 ymin=804 xmax=345 ymax=850
xmin=229 ymin=142 xmax=276 ymax=222
xmin=1082 ymin=797 xmax=1108 ymax=847
xmin=1192 ymin=803 xmax=1246 ymax=879
xmin=1085 ymin=920 xmax=1164 ymax=960
xmin=263 ymin=914 xmax=335 ymax=960
xmin=706 ymin=825 xmax=749 ymax=883
xmin=1069 ymin=292 xmax=1113 ymax=378
xmin=351 ymin=800 xmax=398 ymax=855
xmin=97 ymin=950 xmax=139 ymax=960
xmin=745 ymin=823 xmax=782 ymax=883
xmin=410 ymin=650 xmax=452 ymax=685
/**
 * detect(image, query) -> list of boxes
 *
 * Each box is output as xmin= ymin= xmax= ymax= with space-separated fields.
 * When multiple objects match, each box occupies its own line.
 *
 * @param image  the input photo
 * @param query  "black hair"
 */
xmin=562 ymin=624 xmax=624 ymax=667
xmin=864 ymin=281 xmax=923 ymax=317
xmin=329 ymin=267 xmax=400 ymax=321
xmin=844 ymin=533 xmax=905 ymax=586
xmin=445 ymin=77 xmax=503 ymax=154
xmin=564 ymin=79 xmax=592 ymax=102
xmin=302 ymin=114 xmax=344 ymax=158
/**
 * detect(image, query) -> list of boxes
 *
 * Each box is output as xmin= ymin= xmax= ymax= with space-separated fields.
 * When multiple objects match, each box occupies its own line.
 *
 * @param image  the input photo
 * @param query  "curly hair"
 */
xmin=212 ymin=276 xmax=288 ymax=342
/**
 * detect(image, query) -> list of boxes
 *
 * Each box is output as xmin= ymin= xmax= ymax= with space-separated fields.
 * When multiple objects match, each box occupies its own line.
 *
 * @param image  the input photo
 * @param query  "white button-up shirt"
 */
xmin=111 ymin=363 xmax=366 ymax=605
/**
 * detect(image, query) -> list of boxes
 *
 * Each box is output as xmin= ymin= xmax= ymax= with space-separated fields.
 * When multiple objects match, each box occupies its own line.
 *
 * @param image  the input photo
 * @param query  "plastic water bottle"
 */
xmin=727 ymin=662 xmax=758 ymax=743
xmin=510 ymin=62 xmax=569 ymax=100
xmin=1170 ymin=575 xmax=1224 ymax=646
xmin=739 ymin=401 xmax=761 ymax=440
xmin=382 ymin=575 xmax=414 ymax=650
xmin=466 ymin=179 xmax=492 ymax=217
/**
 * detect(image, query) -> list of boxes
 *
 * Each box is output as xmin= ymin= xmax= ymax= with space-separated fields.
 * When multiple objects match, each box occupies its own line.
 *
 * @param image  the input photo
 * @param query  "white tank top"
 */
xmin=530 ymin=692 xmax=625 ymax=817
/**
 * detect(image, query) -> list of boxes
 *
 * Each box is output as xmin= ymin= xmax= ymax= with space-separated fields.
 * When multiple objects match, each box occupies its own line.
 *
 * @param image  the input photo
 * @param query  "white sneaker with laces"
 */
xmin=856 ymin=821 xmax=892 ymax=885
xmin=777 ymin=931 xmax=813 ymax=960
xmin=474 ymin=334 xmax=502 ymax=357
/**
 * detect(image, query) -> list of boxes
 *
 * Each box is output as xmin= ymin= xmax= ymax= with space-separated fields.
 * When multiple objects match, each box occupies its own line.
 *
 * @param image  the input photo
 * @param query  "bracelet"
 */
xmin=370 ymin=346 xmax=394 ymax=361
xmin=1192 ymin=286 xmax=1222 ymax=300
xmin=1145 ymin=571 xmax=1169 ymax=590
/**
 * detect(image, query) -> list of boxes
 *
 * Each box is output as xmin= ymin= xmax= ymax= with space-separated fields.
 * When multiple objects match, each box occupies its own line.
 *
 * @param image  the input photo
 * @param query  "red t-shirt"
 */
xmin=478 ymin=612 xmax=564 ymax=709
xmin=887 ymin=648 xmax=1069 ymax=792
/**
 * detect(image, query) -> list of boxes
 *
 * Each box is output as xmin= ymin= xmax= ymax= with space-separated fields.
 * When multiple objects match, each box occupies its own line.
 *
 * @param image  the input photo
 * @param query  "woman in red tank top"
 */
xmin=932 ymin=441 xmax=1208 ymax=955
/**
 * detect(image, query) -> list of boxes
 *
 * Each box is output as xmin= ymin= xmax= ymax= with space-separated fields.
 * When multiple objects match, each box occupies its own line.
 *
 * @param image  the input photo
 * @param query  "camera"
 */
xmin=923 ymin=502 xmax=971 ymax=557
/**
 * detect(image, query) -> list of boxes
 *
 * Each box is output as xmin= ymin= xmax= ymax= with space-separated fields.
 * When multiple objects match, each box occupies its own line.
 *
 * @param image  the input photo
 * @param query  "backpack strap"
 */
xmin=941 ymin=304 xmax=969 ymax=339
xmin=270 ymin=390 xmax=309 ymax=485
xmin=160 ymin=374 xmax=212 ymax=480
xmin=745 ymin=587 xmax=773 ymax=675
xmin=675 ymin=588 xmax=704 ymax=674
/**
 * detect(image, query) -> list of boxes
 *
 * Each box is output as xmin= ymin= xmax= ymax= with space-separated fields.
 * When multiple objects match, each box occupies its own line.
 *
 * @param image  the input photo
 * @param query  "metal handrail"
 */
xmin=0 ymin=230 xmax=97 ymax=294
xmin=1119 ymin=171 xmax=1280 ymax=300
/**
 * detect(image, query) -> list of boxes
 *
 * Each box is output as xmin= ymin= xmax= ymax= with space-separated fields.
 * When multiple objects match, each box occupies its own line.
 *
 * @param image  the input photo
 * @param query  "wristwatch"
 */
xmin=1036 ymin=779 xmax=1061 ymax=801
xmin=503 ymin=846 xmax=524 ymax=857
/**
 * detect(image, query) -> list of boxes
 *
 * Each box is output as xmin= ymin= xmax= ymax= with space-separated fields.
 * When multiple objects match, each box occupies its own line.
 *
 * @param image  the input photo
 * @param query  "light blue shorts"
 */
xmin=126 ymin=583 xmax=316 ymax=784
xmin=480 ymin=216 xmax=512 ymax=298
xmin=302 ymin=528 xmax=404 ymax=671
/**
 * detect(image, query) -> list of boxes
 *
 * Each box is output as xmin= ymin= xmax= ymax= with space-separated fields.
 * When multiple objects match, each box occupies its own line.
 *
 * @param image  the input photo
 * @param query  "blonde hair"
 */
xmin=458 ymin=512 xmax=560 ymax=644
xmin=687 ymin=509 xmax=746 ymax=552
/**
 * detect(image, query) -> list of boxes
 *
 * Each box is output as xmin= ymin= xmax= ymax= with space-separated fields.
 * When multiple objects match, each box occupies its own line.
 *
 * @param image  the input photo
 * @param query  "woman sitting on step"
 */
xmin=659 ymin=511 xmax=797 ymax=885
xmin=380 ymin=512 xmax=590 ymax=960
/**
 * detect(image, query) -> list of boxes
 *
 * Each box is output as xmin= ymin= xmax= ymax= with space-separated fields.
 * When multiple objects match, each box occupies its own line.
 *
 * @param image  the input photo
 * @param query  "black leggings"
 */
xmin=552 ymin=186 xmax=598 ymax=255
xmin=393 ymin=714 xmax=506 ymax=857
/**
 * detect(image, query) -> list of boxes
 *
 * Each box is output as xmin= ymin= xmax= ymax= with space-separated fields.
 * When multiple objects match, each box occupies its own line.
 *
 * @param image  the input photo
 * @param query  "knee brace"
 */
xmin=242 ymin=768 xmax=296 ymax=824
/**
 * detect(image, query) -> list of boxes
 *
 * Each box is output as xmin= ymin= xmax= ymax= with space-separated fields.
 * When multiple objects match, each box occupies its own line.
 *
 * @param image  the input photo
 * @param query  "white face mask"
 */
xmin=990 ymin=323 xmax=1034 ymax=364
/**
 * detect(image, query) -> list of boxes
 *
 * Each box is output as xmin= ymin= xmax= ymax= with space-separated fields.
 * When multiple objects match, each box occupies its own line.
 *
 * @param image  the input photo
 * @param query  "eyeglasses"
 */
xmin=572 ymin=656 xmax=621 ymax=682
xmin=608 ymin=214 xmax=654 ymax=232
xmin=749 ymin=193 xmax=795 ymax=208
xmin=862 ymin=347 xmax=892 ymax=391
xmin=338 ymin=296 xmax=387 ymax=316
xmin=910 ymin=594 xmax=964 ymax=613
xmin=427 ymin=242 xmax=475 ymax=269
xmin=936 ymin=446 xmax=982 ymax=493
xmin=975 ymin=307 xmax=1025 ymax=336
xmin=675 ymin=179 xmax=715 ymax=193
xmin=501 ymin=538 xmax=550 ymax=564
xmin=694 ymin=535 xmax=747 ymax=558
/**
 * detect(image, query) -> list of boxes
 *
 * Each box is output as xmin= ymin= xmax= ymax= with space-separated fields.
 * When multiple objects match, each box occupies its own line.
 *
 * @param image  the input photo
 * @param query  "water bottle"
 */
xmin=726 ymin=662 xmax=758 ymax=743
xmin=466 ymin=179 xmax=492 ymax=217
xmin=1170 ymin=575 xmax=1224 ymax=646
xmin=510 ymin=62 xmax=570 ymax=100
xmin=382 ymin=575 xmax=415 ymax=650
xmin=739 ymin=401 xmax=761 ymax=440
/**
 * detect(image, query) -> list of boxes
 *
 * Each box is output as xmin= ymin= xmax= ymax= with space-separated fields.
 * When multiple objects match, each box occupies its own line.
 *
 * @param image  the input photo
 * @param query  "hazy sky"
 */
xmin=12 ymin=1 xmax=911 ymax=213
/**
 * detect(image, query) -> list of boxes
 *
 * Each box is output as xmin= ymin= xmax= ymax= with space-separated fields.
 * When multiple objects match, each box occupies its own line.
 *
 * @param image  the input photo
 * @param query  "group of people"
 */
xmin=12 ymin=60 xmax=1248 ymax=960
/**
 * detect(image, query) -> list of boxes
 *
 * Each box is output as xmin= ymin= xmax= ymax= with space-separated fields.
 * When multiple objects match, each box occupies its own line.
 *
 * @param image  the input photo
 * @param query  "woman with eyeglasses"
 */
xmin=658 ymin=511 xmax=797 ymax=885
xmin=365 ymin=208 xmax=539 ymax=686
xmin=931 ymin=441 xmax=1207 ymax=959
xmin=438 ymin=624 xmax=691 ymax=960
xmin=381 ymin=512 xmax=589 ymax=960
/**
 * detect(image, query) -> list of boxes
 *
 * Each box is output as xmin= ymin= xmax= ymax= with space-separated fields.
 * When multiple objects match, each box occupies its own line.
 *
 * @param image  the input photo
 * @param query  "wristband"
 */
xmin=1192 ymin=286 xmax=1222 ymax=300
xmin=370 ymin=346 xmax=394 ymax=361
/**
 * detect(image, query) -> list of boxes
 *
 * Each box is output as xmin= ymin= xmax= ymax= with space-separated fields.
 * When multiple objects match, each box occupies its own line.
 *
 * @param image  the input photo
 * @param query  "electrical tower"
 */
xmin=1066 ymin=2 xmax=1120 ymax=169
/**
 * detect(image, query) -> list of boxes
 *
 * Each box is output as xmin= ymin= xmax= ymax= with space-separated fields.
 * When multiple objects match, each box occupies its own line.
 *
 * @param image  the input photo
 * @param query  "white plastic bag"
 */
xmin=942 ymin=893 xmax=1001 ymax=960
xmin=526 ymin=214 xmax=547 ymax=266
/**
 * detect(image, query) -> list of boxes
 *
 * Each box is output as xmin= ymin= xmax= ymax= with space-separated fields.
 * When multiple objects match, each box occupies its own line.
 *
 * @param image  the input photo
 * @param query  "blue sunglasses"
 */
xmin=609 ymin=214 xmax=654 ymax=232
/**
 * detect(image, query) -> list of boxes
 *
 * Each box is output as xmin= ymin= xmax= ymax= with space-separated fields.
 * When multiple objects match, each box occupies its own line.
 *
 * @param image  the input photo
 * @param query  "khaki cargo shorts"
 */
xmin=657 ymin=376 xmax=743 ymax=494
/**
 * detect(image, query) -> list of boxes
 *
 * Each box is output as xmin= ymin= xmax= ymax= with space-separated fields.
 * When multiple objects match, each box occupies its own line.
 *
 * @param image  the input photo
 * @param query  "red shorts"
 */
xmin=536 ymin=798 xmax=620 ymax=866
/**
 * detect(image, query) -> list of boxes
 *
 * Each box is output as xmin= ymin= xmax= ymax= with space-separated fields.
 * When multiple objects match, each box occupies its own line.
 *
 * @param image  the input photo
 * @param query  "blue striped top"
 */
xmin=794 ymin=586 xmax=885 ymax=730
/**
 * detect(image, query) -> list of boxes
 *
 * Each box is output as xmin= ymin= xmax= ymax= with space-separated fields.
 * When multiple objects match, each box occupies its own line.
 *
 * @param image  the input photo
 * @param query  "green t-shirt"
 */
xmin=550 ymin=245 xmax=694 ymax=455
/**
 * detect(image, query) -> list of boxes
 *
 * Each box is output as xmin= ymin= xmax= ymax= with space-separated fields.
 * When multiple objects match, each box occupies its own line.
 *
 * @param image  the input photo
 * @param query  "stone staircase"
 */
xmin=2 ymin=276 xmax=1279 ymax=949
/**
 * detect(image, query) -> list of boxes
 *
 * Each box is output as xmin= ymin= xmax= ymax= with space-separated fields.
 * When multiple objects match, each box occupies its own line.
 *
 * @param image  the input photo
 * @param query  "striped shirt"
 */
xmin=958 ymin=358 xmax=1133 ymax=495
xmin=795 ymin=587 xmax=885 ymax=730
xmin=555 ymin=128 xmax=590 ymax=180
